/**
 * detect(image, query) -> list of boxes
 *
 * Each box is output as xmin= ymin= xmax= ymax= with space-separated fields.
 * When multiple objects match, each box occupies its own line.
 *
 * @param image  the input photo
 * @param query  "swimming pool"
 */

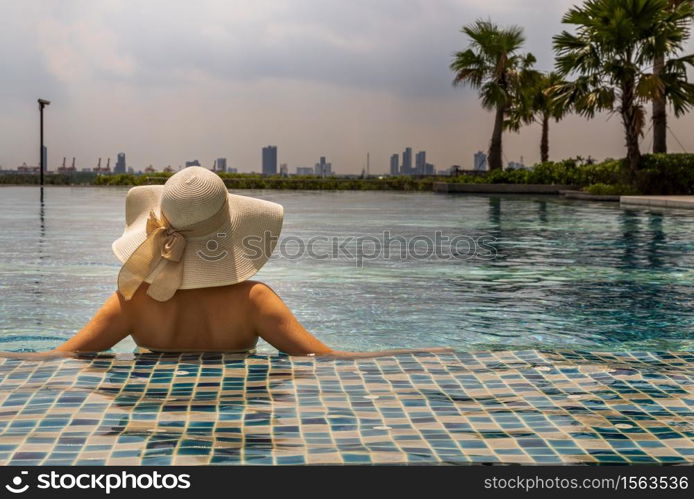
xmin=1 ymin=187 xmax=692 ymax=353
xmin=0 ymin=186 xmax=692 ymax=465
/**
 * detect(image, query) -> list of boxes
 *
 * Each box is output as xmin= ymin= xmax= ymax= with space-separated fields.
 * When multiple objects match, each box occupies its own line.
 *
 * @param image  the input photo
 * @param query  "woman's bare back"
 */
xmin=126 ymin=282 xmax=259 ymax=352
xmin=55 ymin=280 xmax=333 ymax=355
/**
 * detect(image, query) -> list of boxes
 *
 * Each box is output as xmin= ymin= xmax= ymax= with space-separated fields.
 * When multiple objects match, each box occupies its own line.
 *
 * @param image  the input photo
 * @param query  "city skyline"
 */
xmin=1 ymin=1 xmax=693 ymax=174
xmin=5 ymin=144 xmax=468 ymax=175
xmin=0 ymin=143 xmax=580 ymax=176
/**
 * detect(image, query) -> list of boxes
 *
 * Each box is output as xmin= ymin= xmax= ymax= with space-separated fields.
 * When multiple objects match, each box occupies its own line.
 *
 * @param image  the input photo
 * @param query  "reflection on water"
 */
xmin=0 ymin=187 xmax=692 ymax=352
xmin=647 ymin=212 xmax=665 ymax=269
xmin=33 ymin=196 xmax=46 ymax=329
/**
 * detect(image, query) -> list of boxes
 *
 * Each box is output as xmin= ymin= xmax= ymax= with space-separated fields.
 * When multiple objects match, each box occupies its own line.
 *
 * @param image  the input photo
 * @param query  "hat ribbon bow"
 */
xmin=117 ymin=210 xmax=188 ymax=302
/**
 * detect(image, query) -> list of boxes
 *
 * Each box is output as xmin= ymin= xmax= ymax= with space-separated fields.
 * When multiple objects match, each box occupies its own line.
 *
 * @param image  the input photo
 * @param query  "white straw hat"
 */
xmin=112 ymin=167 xmax=283 ymax=301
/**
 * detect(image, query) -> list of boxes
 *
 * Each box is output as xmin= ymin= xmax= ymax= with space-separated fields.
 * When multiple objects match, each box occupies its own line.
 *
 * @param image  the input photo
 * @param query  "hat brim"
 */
xmin=112 ymin=185 xmax=284 ymax=290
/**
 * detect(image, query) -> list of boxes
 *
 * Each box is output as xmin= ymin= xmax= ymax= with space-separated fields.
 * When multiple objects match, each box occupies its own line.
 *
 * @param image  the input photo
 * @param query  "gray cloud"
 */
xmin=0 ymin=0 xmax=692 ymax=173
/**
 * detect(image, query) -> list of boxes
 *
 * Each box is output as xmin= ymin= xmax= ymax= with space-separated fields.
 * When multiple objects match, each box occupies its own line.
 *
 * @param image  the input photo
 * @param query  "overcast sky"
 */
xmin=1 ymin=0 xmax=693 ymax=174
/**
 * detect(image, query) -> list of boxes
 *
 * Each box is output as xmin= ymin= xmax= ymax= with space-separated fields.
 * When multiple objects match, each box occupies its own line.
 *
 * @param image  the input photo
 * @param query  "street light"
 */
xmin=38 ymin=98 xmax=50 ymax=191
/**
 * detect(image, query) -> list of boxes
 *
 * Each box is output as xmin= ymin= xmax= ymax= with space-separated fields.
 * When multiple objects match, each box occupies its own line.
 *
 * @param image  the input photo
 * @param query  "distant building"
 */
xmin=17 ymin=162 xmax=39 ymax=173
xmin=390 ymin=154 xmax=399 ymax=175
xmin=114 ymin=153 xmax=126 ymax=174
xmin=424 ymin=162 xmax=435 ymax=175
xmin=296 ymin=167 xmax=314 ymax=175
xmin=227 ymin=167 xmax=238 ymax=173
xmin=145 ymin=165 xmax=156 ymax=173
xmin=415 ymin=151 xmax=426 ymax=175
xmin=314 ymin=156 xmax=333 ymax=177
xmin=439 ymin=167 xmax=454 ymax=176
xmin=215 ymin=157 xmax=227 ymax=173
xmin=507 ymin=160 xmax=526 ymax=170
xmin=474 ymin=151 xmax=487 ymax=171
xmin=262 ymin=146 xmax=277 ymax=175
xmin=280 ymin=163 xmax=288 ymax=176
xmin=185 ymin=160 xmax=201 ymax=168
xmin=402 ymin=147 xmax=412 ymax=175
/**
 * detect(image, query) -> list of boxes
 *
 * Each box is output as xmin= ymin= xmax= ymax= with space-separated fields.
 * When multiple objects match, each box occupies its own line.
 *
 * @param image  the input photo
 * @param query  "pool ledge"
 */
xmin=0 ymin=350 xmax=691 ymax=465
xmin=621 ymin=195 xmax=694 ymax=210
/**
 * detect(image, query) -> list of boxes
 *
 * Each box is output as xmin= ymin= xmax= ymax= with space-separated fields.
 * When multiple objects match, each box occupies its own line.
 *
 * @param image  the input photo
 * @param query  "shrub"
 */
xmin=526 ymin=160 xmax=580 ymax=184
xmin=446 ymin=157 xmax=628 ymax=187
xmin=584 ymin=183 xmax=638 ymax=196
xmin=95 ymin=172 xmax=174 ymax=186
xmin=89 ymin=173 xmax=438 ymax=191
xmin=445 ymin=153 xmax=694 ymax=195
xmin=635 ymin=153 xmax=694 ymax=195
xmin=578 ymin=159 xmax=627 ymax=186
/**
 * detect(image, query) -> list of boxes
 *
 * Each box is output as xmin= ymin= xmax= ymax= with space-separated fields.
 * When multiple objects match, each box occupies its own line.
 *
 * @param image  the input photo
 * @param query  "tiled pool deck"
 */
xmin=0 ymin=350 xmax=691 ymax=465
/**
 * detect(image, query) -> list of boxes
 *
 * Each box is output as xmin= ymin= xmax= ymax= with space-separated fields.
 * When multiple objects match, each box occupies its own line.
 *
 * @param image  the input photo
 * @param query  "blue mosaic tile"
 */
xmin=0 ymin=350 xmax=691 ymax=464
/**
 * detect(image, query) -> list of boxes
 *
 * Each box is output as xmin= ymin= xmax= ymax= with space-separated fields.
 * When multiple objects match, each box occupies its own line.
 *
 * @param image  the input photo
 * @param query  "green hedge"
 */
xmin=93 ymin=173 xmax=435 ymax=191
xmin=442 ymin=158 xmax=626 ymax=186
xmin=635 ymin=154 xmax=694 ymax=195
xmin=93 ymin=172 xmax=173 ymax=186
xmin=584 ymin=183 xmax=639 ymax=195
xmin=0 ymin=172 xmax=98 ymax=185
xmin=444 ymin=154 xmax=694 ymax=194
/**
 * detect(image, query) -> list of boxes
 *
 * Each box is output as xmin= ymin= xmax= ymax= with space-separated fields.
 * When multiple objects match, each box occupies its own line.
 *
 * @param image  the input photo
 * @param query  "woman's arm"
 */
xmin=53 ymin=292 xmax=132 ymax=353
xmin=249 ymin=283 xmax=333 ymax=355
xmin=249 ymin=283 xmax=451 ymax=358
xmin=0 ymin=293 xmax=131 ymax=359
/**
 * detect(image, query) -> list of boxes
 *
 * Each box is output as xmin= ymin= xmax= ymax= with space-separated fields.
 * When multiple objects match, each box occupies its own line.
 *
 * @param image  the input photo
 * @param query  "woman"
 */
xmin=49 ymin=167 xmax=445 ymax=358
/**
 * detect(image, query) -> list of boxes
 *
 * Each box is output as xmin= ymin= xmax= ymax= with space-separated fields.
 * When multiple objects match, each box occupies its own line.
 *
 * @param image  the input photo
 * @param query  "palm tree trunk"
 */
xmin=488 ymin=104 xmax=504 ymax=170
xmin=652 ymin=53 xmax=667 ymax=154
xmin=621 ymin=80 xmax=642 ymax=176
xmin=540 ymin=113 xmax=550 ymax=163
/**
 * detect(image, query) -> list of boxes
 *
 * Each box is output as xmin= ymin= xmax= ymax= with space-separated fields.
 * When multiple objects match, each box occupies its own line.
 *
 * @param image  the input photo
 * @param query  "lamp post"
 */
xmin=38 ymin=98 xmax=50 ymax=192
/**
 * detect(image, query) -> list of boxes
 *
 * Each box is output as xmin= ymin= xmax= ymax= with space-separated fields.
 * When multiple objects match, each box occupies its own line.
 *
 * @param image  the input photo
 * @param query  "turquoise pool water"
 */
xmin=0 ymin=186 xmax=692 ymax=352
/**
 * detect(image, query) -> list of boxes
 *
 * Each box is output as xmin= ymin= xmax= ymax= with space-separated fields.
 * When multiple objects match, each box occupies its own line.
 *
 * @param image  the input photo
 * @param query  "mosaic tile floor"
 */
xmin=0 ymin=350 xmax=691 ymax=465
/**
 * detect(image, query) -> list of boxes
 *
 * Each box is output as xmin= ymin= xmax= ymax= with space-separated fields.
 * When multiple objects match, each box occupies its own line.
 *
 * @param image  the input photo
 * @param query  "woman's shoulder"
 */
xmin=125 ymin=281 xmax=277 ymax=307
xmin=240 ymin=280 xmax=275 ymax=300
xmin=203 ymin=281 xmax=280 ymax=317
xmin=215 ymin=280 xmax=275 ymax=301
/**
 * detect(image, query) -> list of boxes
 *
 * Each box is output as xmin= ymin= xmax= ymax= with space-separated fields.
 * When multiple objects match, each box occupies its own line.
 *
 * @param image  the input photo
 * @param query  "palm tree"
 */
xmin=649 ymin=0 xmax=694 ymax=153
xmin=553 ymin=0 xmax=693 ymax=175
xmin=451 ymin=20 xmax=536 ymax=170
xmin=506 ymin=72 xmax=570 ymax=163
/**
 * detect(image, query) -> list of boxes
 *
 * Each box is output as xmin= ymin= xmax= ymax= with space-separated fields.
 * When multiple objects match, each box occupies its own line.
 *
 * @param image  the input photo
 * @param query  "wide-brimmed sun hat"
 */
xmin=112 ymin=166 xmax=284 ymax=302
